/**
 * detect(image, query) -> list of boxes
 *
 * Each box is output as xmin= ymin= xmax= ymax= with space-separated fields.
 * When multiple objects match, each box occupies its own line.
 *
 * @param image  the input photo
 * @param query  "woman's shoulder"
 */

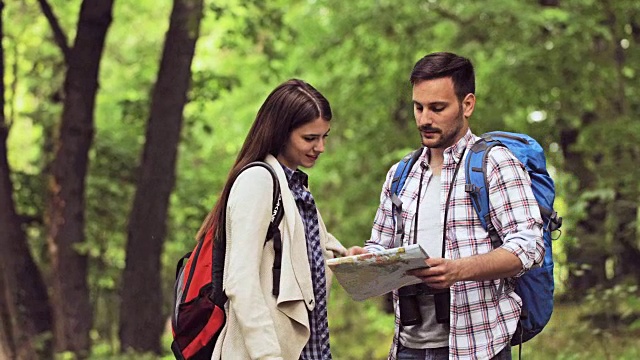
xmin=236 ymin=164 xmax=275 ymax=182
xmin=229 ymin=164 xmax=278 ymax=202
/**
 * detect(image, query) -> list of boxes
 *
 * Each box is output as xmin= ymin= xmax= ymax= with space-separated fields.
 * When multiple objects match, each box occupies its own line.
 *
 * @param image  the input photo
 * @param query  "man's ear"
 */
xmin=462 ymin=93 xmax=476 ymax=118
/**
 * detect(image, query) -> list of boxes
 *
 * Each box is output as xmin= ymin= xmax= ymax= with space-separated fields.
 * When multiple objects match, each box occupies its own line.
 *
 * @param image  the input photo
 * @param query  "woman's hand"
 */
xmin=346 ymin=246 xmax=369 ymax=256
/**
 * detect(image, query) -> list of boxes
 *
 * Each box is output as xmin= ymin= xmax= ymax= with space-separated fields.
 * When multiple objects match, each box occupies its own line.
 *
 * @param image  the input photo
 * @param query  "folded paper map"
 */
xmin=327 ymin=244 xmax=429 ymax=301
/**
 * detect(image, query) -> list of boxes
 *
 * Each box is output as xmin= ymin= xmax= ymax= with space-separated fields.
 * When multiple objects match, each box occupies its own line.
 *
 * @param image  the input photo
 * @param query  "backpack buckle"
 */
xmin=465 ymin=184 xmax=480 ymax=194
xmin=546 ymin=211 xmax=563 ymax=232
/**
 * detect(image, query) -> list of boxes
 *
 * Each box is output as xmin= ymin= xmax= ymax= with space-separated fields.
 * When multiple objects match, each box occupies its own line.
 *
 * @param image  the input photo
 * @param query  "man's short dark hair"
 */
xmin=410 ymin=52 xmax=475 ymax=102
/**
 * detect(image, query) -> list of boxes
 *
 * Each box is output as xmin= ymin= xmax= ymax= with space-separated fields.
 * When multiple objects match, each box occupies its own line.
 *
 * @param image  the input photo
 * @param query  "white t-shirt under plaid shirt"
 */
xmin=365 ymin=130 xmax=544 ymax=360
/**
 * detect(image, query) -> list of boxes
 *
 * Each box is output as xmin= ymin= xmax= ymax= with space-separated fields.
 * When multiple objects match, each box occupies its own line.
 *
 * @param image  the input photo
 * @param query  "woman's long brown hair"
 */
xmin=195 ymin=79 xmax=332 ymax=241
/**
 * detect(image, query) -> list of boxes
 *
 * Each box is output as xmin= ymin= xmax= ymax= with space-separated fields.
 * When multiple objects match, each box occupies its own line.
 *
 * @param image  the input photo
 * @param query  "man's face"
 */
xmin=412 ymin=77 xmax=475 ymax=150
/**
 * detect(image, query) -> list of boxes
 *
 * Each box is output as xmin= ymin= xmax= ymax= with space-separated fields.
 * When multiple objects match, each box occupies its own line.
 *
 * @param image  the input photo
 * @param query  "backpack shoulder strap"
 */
xmin=237 ymin=161 xmax=284 ymax=296
xmin=464 ymin=135 xmax=504 ymax=249
xmin=239 ymin=162 xmax=283 ymax=227
xmin=390 ymin=148 xmax=423 ymax=246
xmin=391 ymin=148 xmax=424 ymax=195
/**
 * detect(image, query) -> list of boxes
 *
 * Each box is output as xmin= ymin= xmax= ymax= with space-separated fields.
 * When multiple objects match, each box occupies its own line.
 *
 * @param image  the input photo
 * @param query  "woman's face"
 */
xmin=277 ymin=117 xmax=330 ymax=169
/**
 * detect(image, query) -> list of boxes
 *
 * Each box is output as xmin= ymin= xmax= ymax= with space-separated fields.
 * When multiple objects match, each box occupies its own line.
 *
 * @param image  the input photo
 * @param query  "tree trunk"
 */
xmin=538 ymin=0 xmax=559 ymax=6
xmin=613 ymin=195 xmax=640 ymax=282
xmin=0 ymin=2 xmax=54 ymax=358
xmin=46 ymin=0 xmax=114 ymax=356
xmin=0 ymin=6 xmax=14 ymax=358
xmin=0 ymin=268 xmax=15 ymax=360
xmin=559 ymin=126 xmax=608 ymax=298
xmin=566 ymin=199 xmax=609 ymax=297
xmin=119 ymin=0 xmax=203 ymax=353
xmin=604 ymin=3 xmax=640 ymax=286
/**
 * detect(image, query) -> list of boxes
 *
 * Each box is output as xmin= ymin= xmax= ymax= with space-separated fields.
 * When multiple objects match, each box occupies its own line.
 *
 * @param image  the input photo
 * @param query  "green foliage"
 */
xmin=583 ymin=284 xmax=640 ymax=331
xmin=329 ymin=286 xmax=395 ymax=359
xmin=5 ymin=0 xmax=640 ymax=357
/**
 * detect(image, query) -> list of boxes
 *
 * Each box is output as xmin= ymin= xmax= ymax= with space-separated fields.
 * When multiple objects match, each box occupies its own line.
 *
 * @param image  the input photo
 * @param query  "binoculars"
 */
xmin=398 ymin=283 xmax=450 ymax=326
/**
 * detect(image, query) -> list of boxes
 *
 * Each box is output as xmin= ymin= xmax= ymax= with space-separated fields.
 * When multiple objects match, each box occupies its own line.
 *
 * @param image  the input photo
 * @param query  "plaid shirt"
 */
xmin=366 ymin=130 xmax=544 ymax=360
xmin=282 ymin=165 xmax=332 ymax=360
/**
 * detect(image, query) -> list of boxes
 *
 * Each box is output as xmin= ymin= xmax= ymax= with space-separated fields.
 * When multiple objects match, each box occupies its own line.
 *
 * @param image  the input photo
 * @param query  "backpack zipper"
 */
xmin=181 ymin=238 xmax=205 ymax=303
xmin=491 ymin=132 xmax=528 ymax=144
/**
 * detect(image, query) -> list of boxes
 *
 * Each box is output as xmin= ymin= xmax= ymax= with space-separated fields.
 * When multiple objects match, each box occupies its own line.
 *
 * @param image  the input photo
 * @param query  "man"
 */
xmin=348 ymin=52 xmax=544 ymax=359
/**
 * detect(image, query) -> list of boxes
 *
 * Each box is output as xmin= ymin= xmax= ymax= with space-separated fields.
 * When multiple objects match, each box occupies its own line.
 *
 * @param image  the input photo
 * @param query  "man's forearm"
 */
xmin=456 ymin=248 xmax=522 ymax=281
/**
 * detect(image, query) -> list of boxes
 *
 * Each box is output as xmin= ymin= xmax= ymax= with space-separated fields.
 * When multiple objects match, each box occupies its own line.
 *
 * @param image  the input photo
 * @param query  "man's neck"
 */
xmin=429 ymin=149 xmax=445 ymax=175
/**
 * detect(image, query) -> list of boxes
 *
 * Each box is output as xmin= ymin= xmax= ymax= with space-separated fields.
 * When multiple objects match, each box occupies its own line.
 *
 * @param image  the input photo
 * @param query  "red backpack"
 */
xmin=170 ymin=161 xmax=284 ymax=360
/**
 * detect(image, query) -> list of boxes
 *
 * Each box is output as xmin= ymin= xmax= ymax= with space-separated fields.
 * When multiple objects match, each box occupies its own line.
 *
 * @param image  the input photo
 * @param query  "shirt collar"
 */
xmin=280 ymin=163 xmax=309 ymax=188
xmin=422 ymin=128 xmax=474 ymax=165
xmin=446 ymin=128 xmax=474 ymax=163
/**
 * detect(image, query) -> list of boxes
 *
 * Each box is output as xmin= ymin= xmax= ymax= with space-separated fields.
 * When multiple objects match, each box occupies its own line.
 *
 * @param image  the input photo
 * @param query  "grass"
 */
xmin=77 ymin=300 xmax=640 ymax=359
xmin=329 ymin=299 xmax=640 ymax=360
xmin=518 ymin=302 xmax=640 ymax=360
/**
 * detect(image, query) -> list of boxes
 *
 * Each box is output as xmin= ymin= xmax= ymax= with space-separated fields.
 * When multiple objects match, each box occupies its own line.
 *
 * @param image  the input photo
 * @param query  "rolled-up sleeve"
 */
xmin=486 ymin=147 xmax=544 ymax=276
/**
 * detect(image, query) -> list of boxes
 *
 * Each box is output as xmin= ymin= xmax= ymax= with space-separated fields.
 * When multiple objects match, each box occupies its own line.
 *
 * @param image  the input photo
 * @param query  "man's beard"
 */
xmin=419 ymin=105 xmax=465 ymax=149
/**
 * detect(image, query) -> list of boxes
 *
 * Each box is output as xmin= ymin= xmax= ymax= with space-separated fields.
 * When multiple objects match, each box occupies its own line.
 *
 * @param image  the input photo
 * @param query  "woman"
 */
xmin=199 ymin=79 xmax=346 ymax=359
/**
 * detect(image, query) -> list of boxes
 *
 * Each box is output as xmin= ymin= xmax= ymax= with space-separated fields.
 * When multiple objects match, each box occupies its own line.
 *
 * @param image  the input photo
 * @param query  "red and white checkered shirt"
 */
xmin=366 ymin=130 xmax=544 ymax=360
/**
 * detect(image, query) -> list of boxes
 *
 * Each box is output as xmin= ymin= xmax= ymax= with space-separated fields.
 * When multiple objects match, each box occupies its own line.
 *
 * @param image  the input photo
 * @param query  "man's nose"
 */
xmin=417 ymin=110 xmax=433 ymax=126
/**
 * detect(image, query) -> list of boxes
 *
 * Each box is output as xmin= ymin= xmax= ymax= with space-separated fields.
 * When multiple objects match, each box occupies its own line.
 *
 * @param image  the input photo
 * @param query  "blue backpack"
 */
xmin=391 ymin=131 xmax=562 ymax=345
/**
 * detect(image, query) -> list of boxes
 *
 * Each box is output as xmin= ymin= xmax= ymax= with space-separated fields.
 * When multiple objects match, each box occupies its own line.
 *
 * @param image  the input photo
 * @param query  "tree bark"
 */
xmin=46 ymin=0 xmax=114 ymax=356
xmin=559 ymin=126 xmax=608 ymax=298
xmin=604 ymin=2 xmax=640 ymax=285
xmin=538 ymin=0 xmax=559 ymax=6
xmin=0 ymin=1 xmax=54 ymax=358
xmin=0 ymin=6 xmax=14 ymax=358
xmin=566 ymin=199 xmax=609 ymax=296
xmin=0 ymin=266 xmax=15 ymax=360
xmin=37 ymin=0 xmax=72 ymax=64
xmin=613 ymin=195 xmax=640 ymax=282
xmin=119 ymin=0 xmax=203 ymax=353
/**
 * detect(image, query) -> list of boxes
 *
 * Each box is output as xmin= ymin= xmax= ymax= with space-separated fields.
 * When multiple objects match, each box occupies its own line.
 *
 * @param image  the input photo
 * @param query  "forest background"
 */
xmin=2 ymin=0 xmax=640 ymax=359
